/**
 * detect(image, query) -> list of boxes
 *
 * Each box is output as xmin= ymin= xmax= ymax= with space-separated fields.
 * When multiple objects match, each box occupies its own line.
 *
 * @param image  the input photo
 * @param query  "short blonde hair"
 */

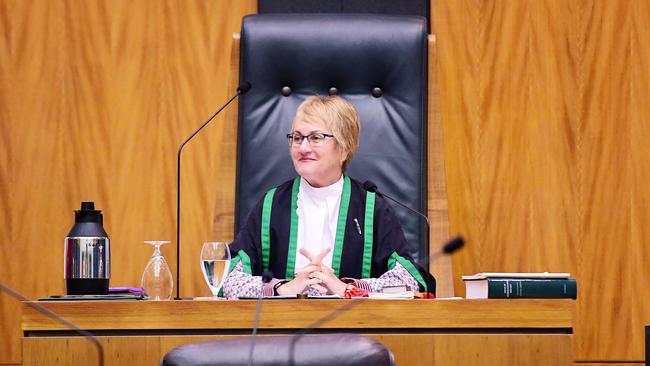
xmin=293 ymin=96 xmax=361 ymax=171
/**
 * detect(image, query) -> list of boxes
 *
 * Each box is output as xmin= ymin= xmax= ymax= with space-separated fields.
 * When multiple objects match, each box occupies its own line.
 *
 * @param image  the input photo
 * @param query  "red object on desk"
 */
xmin=344 ymin=285 xmax=369 ymax=299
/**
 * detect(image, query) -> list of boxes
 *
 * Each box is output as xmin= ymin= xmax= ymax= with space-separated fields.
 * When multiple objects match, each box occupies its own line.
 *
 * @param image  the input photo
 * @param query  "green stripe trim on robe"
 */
xmin=261 ymin=188 xmax=277 ymax=271
xmin=361 ymin=192 xmax=375 ymax=278
xmin=285 ymin=177 xmax=301 ymax=279
xmin=331 ymin=176 xmax=352 ymax=277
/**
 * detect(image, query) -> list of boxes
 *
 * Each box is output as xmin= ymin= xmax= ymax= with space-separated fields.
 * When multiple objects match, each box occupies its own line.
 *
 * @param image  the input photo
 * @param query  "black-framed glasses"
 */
xmin=286 ymin=132 xmax=335 ymax=147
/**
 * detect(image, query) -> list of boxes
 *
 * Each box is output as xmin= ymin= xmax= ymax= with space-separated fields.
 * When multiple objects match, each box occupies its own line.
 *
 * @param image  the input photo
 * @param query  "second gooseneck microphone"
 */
xmin=363 ymin=180 xmax=430 ymax=228
xmin=175 ymin=82 xmax=251 ymax=299
xmin=362 ymin=180 xmax=433 ymax=292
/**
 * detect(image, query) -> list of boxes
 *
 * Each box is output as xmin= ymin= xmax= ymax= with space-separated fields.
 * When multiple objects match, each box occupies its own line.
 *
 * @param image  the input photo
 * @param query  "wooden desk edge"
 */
xmin=22 ymin=299 xmax=575 ymax=332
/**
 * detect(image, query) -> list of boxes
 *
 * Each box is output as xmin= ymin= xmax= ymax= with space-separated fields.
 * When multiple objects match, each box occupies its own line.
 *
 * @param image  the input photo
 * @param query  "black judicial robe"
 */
xmin=229 ymin=176 xmax=436 ymax=293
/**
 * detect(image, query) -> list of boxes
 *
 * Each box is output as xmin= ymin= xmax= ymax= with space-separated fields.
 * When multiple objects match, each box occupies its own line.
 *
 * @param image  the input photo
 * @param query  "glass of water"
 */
xmin=200 ymin=242 xmax=231 ymax=299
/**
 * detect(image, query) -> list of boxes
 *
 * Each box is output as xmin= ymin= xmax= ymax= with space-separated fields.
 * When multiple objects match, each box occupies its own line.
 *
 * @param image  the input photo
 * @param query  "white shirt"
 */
xmin=294 ymin=176 xmax=344 ymax=271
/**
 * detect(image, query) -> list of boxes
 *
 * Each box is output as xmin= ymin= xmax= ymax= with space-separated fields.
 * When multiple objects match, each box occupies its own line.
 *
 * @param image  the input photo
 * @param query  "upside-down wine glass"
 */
xmin=141 ymin=240 xmax=174 ymax=300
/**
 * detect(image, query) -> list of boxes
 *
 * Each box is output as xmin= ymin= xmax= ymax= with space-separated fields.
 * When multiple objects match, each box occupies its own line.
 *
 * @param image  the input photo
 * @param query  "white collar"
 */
xmin=299 ymin=175 xmax=344 ymax=199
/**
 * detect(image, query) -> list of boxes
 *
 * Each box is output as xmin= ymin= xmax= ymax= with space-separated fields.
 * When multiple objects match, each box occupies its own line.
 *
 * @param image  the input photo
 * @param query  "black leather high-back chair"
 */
xmin=235 ymin=14 xmax=429 ymax=261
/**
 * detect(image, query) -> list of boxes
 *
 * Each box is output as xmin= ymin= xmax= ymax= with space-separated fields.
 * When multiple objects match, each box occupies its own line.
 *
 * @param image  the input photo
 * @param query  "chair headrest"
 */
xmin=241 ymin=14 xmax=427 ymax=94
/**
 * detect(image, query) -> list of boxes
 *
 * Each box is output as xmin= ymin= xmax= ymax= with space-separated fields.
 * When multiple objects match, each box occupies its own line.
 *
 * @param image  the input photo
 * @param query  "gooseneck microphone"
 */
xmin=248 ymin=270 xmax=274 ymax=366
xmin=175 ymin=82 xmax=251 ymax=299
xmin=363 ymin=180 xmax=430 ymax=228
xmin=362 ymin=180 xmax=433 ymax=292
xmin=0 ymin=283 xmax=104 ymax=366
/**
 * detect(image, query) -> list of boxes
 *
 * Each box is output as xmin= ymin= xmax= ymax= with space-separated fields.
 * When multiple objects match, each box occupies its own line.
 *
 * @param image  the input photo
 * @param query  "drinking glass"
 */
xmin=141 ymin=240 xmax=174 ymax=300
xmin=200 ymin=242 xmax=231 ymax=299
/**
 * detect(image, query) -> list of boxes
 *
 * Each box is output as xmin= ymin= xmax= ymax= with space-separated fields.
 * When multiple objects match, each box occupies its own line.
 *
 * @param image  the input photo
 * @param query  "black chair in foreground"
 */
xmin=161 ymin=333 xmax=394 ymax=366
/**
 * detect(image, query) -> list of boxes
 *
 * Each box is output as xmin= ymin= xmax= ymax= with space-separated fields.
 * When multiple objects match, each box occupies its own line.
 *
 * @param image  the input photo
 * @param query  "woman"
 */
xmin=222 ymin=95 xmax=433 ymax=298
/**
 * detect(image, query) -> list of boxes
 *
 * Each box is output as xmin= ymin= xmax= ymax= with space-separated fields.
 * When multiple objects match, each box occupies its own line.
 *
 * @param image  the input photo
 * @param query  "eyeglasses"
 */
xmin=286 ymin=132 xmax=335 ymax=147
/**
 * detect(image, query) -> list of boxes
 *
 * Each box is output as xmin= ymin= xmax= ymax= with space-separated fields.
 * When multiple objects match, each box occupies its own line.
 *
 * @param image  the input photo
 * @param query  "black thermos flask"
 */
xmin=64 ymin=202 xmax=111 ymax=295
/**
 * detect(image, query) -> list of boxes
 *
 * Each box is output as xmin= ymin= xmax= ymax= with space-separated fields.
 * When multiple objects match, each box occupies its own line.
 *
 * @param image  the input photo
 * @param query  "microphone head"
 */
xmin=443 ymin=236 xmax=465 ymax=254
xmin=363 ymin=180 xmax=378 ymax=193
xmin=237 ymin=81 xmax=252 ymax=94
xmin=261 ymin=271 xmax=274 ymax=284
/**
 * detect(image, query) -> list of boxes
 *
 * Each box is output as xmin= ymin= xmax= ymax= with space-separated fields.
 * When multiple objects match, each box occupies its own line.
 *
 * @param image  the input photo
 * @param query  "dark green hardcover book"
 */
xmin=486 ymin=279 xmax=577 ymax=299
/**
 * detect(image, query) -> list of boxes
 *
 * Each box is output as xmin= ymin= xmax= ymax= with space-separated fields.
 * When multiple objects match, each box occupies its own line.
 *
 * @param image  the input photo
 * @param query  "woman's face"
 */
xmin=290 ymin=113 xmax=346 ymax=188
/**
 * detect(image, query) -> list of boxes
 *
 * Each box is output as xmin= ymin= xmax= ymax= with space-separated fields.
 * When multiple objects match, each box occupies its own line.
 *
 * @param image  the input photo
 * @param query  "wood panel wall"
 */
xmin=0 ymin=0 xmax=648 ymax=364
xmin=433 ymin=0 xmax=650 ymax=362
xmin=0 ymin=1 xmax=257 ymax=363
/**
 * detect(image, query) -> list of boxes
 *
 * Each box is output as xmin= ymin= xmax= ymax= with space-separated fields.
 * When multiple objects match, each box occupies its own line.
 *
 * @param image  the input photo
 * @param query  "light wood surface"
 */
xmin=21 ymin=300 xmax=573 ymax=366
xmin=23 ymin=334 xmax=573 ymax=366
xmin=211 ymin=33 xmax=240 ymax=242
xmin=427 ymin=35 xmax=453 ymax=297
xmin=0 ymin=1 xmax=257 ymax=363
xmin=22 ymin=299 xmax=574 ymax=331
xmin=2 ymin=0 xmax=650 ymax=364
xmin=432 ymin=0 xmax=650 ymax=362
xmin=575 ymin=364 xmax=645 ymax=366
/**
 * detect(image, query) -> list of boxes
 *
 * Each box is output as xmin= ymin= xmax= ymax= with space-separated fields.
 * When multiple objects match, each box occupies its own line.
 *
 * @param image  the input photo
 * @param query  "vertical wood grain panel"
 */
xmin=0 ymin=0 xmax=68 ymax=362
xmin=575 ymin=364 xmax=644 ymax=366
xmin=169 ymin=1 xmax=256 ymax=298
xmin=0 ymin=0 xmax=14 ymax=360
xmin=428 ymin=334 xmax=572 ymax=365
xmin=432 ymin=0 xmax=483 ymax=286
xmin=212 ymin=34 xmax=239 ymax=242
xmin=0 ymin=1 xmax=256 ymax=363
xmin=3 ymin=0 xmax=650 ymax=363
xmin=106 ymin=0 xmax=171 ymax=294
xmin=575 ymin=0 xmax=635 ymax=360
xmin=24 ymin=333 xmax=573 ymax=366
xmin=527 ymin=0 xmax=578 ymax=274
xmin=373 ymin=334 xmax=572 ymax=365
xmin=23 ymin=337 xmax=161 ymax=366
xmin=630 ymin=0 xmax=650 ymax=359
xmin=478 ymin=0 xmax=534 ymax=272
xmin=428 ymin=35 xmax=453 ymax=297
xmin=433 ymin=0 xmax=649 ymax=361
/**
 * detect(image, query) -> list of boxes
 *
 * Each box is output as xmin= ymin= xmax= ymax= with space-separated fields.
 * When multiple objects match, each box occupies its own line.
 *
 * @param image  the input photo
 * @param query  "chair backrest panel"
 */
xmin=236 ymin=14 xmax=428 ymax=260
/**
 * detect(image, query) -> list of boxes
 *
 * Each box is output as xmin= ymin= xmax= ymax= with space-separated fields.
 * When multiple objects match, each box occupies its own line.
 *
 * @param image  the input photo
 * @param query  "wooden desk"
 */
xmin=22 ymin=299 xmax=574 ymax=365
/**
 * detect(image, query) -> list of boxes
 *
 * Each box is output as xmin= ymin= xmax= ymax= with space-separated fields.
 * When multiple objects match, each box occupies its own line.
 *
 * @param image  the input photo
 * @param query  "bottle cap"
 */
xmin=75 ymin=201 xmax=103 ymax=224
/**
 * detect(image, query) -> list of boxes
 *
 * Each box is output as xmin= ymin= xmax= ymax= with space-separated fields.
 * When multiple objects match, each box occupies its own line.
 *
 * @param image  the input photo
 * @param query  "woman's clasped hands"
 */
xmin=275 ymin=247 xmax=349 ymax=297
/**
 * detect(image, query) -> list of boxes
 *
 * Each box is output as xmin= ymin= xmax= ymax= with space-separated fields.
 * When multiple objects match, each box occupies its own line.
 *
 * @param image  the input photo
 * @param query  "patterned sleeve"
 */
xmin=223 ymin=261 xmax=417 ymax=297
xmin=222 ymin=261 xmax=279 ymax=299
xmin=346 ymin=262 xmax=419 ymax=293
